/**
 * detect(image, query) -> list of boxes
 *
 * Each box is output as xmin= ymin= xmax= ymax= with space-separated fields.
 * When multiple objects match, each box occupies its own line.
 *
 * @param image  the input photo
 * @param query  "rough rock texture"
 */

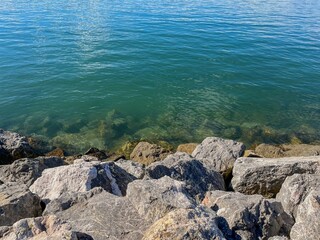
xmin=130 ymin=142 xmax=170 ymax=165
xmin=0 ymin=129 xmax=36 ymax=164
xmin=276 ymin=174 xmax=320 ymax=219
xmin=231 ymin=156 xmax=320 ymax=197
xmin=202 ymin=191 xmax=293 ymax=240
xmin=30 ymin=159 xmax=137 ymax=202
xmin=290 ymin=190 xmax=320 ymax=240
xmin=192 ymin=137 xmax=245 ymax=178
xmin=176 ymin=143 xmax=198 ymax=155
xmin=115 ymin=159 xmax=145 ymax=179
xmin=142 ymin=207 xmax=226 ymax=240
xmin=268 ymin=237 xmax=289 ymax=240
xmin=0 ymin=182 xmax=42 ymax=226
xmin=146 ymin=152 xmax=225 ymax=201
xmin=0 ymin=157 xmax=65 ymax=187
xmin=55 ymin=190 xmax=148 ymax=240
xmin=43 ymin=187 xmax=104 ymax=215
xmin=126 ymin=176 xmax=195 ymax=222
xmin=84 ymin=147 xmax=108 ymax=160
xmin=255 ymin=143 xmax=320 ymax=158
xmin=0 ymin=215 xmax=90 ymax=240
xmin=45 ymin=148 xmax=65 ymax=157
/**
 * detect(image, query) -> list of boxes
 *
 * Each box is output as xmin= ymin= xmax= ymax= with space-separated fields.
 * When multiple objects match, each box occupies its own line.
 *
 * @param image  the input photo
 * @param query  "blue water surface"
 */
xmin=0 ymin=0 xmax=319 ymax=152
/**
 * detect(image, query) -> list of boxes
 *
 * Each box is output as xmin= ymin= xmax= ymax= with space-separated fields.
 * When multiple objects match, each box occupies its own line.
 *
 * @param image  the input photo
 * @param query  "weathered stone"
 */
xmin=30 ymin=159 xmax=138 ymax=202
xmin=0 ymin=129 xmax=36 ymax=165
xmin=146 ymin=152 xmax=225 ymax=201
xmin=115 ymin=159 xmax=145 ymax=179
xmin=231 ymin=156 xmax=320 ymax=197
xmin=142 ymin=206 xmax=226 ymax=240
xmin=84 ymin=147 xmax=108 ymax=160
xmin=0 ymin=215 xmax=90 ymax=240
xmin=43 ymin=187 xmax=104 ymax=215
xmin=202 ymin=191 xmax=293 ymax=240
xmin=176 ymin=143 xmax=198 ymax=155
xmin=130 ymin=142 xmax=170 ymax=165
xmin=55 ymin=190 xmax=147 ymax=240
xmin=290 ymin=190 xmax=320 ymax=240
xmin=45 ymin=148 xmax=65 ymax=157
xmin=243 ymin=150 xmax=262 ymax=158
xmin=276 ymin=174 xmax=320 ymax=219
xmin=268 ymin=237 xmax=289 ymax=240
xmin=0 ymin=182 xmax=42 ymax=226
xmin=126 ymin=176 xmax=195 ymax=222
xmin=192 ymin=137 xmax=245 ymax=178
xmin=255 ymin=143 xmax=320 ymax=158
xmin=0 ymin=157 xmax=65 ymax=187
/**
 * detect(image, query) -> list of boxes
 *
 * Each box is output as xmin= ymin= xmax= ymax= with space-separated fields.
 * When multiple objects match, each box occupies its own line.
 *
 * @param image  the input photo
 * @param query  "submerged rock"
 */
xmin=0 ymin=156 xmax=65 ymax=187
xmin=146 ymin=152 xmax=225 ymax=201
xmin=0 ymin=182 xmax=42 ymax=226
xmin=126 ymin=176 xmax=195 ymax=222
xmin=192 ymin=137 xmax=245 ymax=178
xmin=0 ymin=215 xmax=89 ymax=240
xmin=202 ymin=191 xmax=293 ymax=240
xmin=276 ymin=173 xmax=320 ymax=219
xmin=142 ymin=206 xmax=226 ymax=240
xmin=0 ymin=129 xmax=36 ymax=165
xmin=231 ymin=156 xmax=320 ymax=197
xmin=255 ymin=143 xmax=320 ymax=158
xmin=130 ymin=142 xmax=171 ymax=165
xmin=290 ymin=190 xmax=320 ymax=240
xmin=176 ymin=143 xmax=198 ymax=155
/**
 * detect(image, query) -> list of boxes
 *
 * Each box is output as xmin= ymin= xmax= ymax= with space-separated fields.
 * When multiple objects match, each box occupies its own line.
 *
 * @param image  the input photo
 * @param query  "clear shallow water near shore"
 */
xmin=0 ymin=0 xmax=319 ymax=152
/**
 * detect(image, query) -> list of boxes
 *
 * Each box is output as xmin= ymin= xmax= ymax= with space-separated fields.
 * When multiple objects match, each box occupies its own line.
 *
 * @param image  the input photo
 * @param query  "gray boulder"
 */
xmin=202 ymin=191 xmax=293 ymax=240
xmin=276 ymin=174 xmax=320 ymax=219
xmin=126 ymin=176 xmax=195 ymax=222
xmin=115 ymin=159 xmax=145 ymax=179
xmin=130 ymin=142 xmax=170 ymax=165
xmin=0 ymin=156 xmax=65 ymax=187
xmin=55 ymin=190 xmax=148 ymax=240
xmin=231 ymin=156 xmax=320 ymax=197
xmin=142 ymin=206 xmax=226 ymax=240
xmin=290 ymin=190 xmax=320 ymax=240
xmin=0 ymin=215 xmax=90 ymax=240
xmin=0 ymin=129 xmax=36 ymax=165
xmin=192 ymin=137 xmax=245 ymax=178
xmin=43 ymin=187 xmax=104 ymax=215
xmin=0 ymin=182 xmax=42 ymax=226
xmin=145 ymin=152 xmax=225 ymax=201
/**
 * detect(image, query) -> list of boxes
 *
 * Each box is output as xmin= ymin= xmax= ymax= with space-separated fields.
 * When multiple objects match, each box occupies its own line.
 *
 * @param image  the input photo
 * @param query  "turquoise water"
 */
xmin=0 ymin=0 xmax=320 ymax=152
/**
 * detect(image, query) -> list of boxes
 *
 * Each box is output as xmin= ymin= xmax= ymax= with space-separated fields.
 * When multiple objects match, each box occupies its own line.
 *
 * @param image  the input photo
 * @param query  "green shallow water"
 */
xmin=0 ymin=0 xmax=320 ymax=153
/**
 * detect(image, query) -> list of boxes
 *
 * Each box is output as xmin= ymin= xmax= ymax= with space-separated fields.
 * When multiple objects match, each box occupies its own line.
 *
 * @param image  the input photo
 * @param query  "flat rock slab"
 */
xmin=126 ymin=176 xmax=195 ymax=222
xmin=231 ymin=156 xmax=320 ymax=197
xmin=276 ymin=173 xmax=320 ymax=219
xmin=0 ymin=182 xmax=42 ymax=226
xmin=192 ymin=137 xmax=245 ymax=178
xmin=55 ymin=190 xmax=148 ymax=240
xmin=202 ymin=191 xmax=293 ymax=240
xmin=146 ymin=152 xmax=225 ymax=201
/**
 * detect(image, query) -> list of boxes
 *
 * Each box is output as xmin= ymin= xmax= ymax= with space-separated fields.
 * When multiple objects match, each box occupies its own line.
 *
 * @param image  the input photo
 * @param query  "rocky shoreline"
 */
xmin=0 ymin=128 xmax=319 ymax=240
